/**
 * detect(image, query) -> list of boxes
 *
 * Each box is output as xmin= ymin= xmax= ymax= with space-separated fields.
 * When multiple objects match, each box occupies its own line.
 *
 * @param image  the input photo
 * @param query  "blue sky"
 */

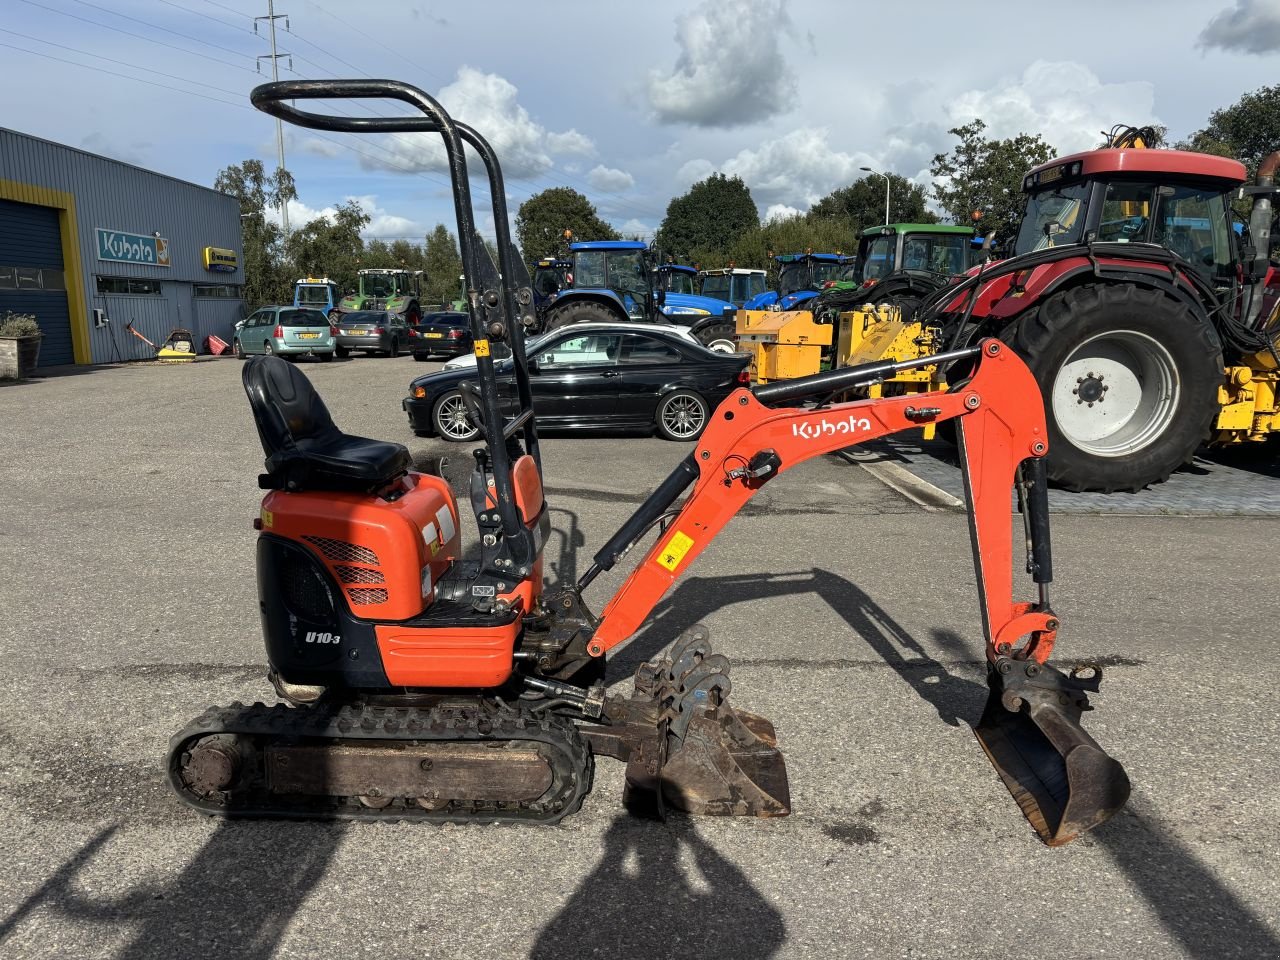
xmin=5 ymin=0 xmax=1280 ymax=245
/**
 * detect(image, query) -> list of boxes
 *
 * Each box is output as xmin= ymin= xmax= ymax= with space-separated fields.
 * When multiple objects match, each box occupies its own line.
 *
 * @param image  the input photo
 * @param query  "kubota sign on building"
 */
xmin=96 ymin=227 xmax=170 ymax=267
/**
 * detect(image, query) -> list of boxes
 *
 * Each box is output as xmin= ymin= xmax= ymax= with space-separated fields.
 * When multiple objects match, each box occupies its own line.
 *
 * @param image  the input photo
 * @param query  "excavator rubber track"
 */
xmin=167 ymin=699 xmax=592 ymax=825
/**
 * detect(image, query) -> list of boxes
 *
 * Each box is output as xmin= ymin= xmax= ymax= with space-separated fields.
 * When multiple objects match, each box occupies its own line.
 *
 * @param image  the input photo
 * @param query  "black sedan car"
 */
xmin=409 ymin=311 xmax=472 ymax=361
xmin=403 ymin=323 xmax=750 ymax=442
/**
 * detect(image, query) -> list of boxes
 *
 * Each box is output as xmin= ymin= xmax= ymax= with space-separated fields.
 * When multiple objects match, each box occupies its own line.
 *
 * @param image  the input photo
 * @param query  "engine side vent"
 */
xmin=303 ymin=536 xmax=380 ymax=565
xmin=280 ymin=553 xmax=333 ymax=620
xmin=347 ymin=587 xmax=390 ymax=605
xmin=334 ymin=564 xmax=386 ymax=584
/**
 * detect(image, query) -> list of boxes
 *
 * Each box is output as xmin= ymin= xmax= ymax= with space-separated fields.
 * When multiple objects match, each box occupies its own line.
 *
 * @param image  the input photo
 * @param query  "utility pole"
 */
xmin=860 ymin=166 xmax=891 ymax=225
xmin=255 ymin=2 xmax=291 ymax=236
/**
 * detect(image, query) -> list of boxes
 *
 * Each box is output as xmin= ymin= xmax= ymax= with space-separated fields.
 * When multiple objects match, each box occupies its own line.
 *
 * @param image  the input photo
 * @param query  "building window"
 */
xmin=0 ymin=266 xmax=65 ymax=290
xmin=194 ymin=283 xmax=243 ymax=298
xmin=96 ymin=276 xmax=162 ymax=296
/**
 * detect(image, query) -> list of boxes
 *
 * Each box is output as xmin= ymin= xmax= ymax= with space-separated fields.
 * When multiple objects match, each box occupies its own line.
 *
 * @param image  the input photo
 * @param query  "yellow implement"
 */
xmin=734 ymin=309 xmax=831 ymax=383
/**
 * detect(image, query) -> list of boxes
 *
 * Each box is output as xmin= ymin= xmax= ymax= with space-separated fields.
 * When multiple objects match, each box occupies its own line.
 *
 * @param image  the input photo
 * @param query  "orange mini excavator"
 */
xmin=168 ymin=80 xmax=1130 ymax=846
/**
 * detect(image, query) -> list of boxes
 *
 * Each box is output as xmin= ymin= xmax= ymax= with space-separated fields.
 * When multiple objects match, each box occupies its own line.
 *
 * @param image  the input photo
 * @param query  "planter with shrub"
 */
xmin=0 ymin=312 xmax=43 ymax=379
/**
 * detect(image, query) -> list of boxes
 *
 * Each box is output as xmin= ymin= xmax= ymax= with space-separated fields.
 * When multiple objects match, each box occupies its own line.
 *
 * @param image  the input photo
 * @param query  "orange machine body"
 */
xmin=261 ymin=456 xmax=548 ymax=690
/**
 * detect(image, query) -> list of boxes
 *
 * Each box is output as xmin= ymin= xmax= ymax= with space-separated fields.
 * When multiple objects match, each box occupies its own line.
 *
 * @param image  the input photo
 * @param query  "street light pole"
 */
xmin=860 ymin=166 xmax=890 ymax=225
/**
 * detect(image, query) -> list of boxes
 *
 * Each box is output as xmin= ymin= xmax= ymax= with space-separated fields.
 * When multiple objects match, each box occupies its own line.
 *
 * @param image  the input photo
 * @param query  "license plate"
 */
xmin=341 ymin=329 xmax=361 ymax=336
xmin=425 ymin=332 xmax=444 ymax=339
xmin=297 ymin=332 xmax=320 ymax=339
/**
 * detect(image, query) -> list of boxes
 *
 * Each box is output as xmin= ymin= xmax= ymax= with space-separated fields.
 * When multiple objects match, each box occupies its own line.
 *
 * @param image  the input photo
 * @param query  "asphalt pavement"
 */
xmin=1 ymin=355 xmax=1277 ymax=959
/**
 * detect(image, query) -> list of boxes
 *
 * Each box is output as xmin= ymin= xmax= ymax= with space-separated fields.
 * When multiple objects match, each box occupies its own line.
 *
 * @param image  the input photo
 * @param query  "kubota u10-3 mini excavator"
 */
xmin=167 ymin=79 xmax=1130 ymax=847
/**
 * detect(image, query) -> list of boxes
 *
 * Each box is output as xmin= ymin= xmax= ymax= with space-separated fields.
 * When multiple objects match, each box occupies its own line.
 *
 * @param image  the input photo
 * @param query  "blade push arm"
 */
xmin=586 ymin=340 xmax=1057 ymax=662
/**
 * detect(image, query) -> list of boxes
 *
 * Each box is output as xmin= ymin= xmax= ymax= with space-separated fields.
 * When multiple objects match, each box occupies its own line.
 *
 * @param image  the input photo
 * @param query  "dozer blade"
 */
xmin=974 ymin=657 xmax=1130 ymax=846
xmin=605 ymin=625 xmax=790 ymax=818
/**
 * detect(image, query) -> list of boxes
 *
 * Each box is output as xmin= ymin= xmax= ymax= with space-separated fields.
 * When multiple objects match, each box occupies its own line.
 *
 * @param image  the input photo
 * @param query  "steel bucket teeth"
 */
xmin=974 ymin=657 xmax=1131 ymax=846
xmin=620 ymin=625 xmax=790 ymax=818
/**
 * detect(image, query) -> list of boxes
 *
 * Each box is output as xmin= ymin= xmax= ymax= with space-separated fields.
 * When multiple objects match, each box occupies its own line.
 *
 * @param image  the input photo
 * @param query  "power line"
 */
xmin=17 ymin=0 xmax=258 ymax=73
xmin=65 ymin=0 xmax=257 ymax=61
xmin=157 ymin=0 xmax=252 ymax=33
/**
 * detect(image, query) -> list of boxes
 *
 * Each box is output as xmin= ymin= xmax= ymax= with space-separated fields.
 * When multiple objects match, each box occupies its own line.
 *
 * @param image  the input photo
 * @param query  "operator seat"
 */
xmin=243 ymin=355 xmax=411 ymax=493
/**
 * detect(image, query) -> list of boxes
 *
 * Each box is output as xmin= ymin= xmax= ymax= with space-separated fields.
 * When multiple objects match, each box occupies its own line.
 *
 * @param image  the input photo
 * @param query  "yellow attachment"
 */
xmin=834 ymin=305 xmax=949 ymax=438
xmin=734 ymin=309 xmax=831 ymax=383
xmin=1214 ymin=351 xmax=1279 ymax=444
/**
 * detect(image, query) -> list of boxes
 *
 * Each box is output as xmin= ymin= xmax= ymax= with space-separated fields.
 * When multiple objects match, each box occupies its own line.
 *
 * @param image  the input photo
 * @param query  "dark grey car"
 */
xmin=334 ymin=310 xmax=410 ymax=358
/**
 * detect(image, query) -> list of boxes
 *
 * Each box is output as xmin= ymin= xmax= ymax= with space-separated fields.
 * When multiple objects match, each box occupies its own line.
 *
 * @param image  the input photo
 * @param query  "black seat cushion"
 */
xmin=242 ymin=355 xmax=411 ymax=493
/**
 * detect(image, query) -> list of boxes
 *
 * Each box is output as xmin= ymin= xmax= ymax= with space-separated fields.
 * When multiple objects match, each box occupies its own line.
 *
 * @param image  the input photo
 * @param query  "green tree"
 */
xmin=1178 ymin=85 xmax=1280 ymax=172
xmin=930 ymin=120 xmax=1056 ymax=244
xmin=423 ymin=223 xmax=462 ymax=306
xmin=515 ymin=188 xmax=619 ymax=259
xmin=287 ymin=200 xmax=371 ymax=294
xmin=213 ymin=159 xmax=296 ymax=308
xmin=655 ymin=173 xmax=759 ymax=260
xmin=719 ymin=214 xmax=859 ymax=279
xmin=809 ymin=175 xmax=936 ymax=234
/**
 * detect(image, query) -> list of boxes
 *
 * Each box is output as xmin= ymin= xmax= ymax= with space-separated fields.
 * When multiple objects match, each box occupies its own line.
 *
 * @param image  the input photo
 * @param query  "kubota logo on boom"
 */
xmin=792 ymin=414 xmax=872 ymax=440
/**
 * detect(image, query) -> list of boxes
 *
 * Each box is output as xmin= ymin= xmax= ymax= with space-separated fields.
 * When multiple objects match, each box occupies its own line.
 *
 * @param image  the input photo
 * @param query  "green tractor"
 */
xmin=333 ymin=268 xmax=424 ymax=323
xmin=809 ymin=224 xmax=983 ymax=321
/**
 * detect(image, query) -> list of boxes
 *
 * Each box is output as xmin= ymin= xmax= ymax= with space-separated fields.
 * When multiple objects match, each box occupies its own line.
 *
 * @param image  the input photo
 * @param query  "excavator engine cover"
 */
xmin=974 ymin=657 xmax=1131 ymax=846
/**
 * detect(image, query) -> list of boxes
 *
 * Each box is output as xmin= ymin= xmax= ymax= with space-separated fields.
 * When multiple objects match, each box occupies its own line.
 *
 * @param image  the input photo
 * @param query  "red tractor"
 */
xmin=917 ymin=140 xmax=1280 ymax=492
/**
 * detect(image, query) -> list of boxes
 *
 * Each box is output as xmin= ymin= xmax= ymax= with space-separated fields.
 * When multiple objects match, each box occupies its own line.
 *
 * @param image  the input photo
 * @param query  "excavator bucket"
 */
xmin=611 ymin=626 xmax=790 ymax=818
xmin=974 ymin=656 xmax=1130 ymax=846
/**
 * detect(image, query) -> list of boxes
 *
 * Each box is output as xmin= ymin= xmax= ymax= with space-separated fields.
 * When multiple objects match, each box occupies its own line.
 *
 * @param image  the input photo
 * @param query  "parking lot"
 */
xmin=2 ymin=355 xmax=1278 ymax=960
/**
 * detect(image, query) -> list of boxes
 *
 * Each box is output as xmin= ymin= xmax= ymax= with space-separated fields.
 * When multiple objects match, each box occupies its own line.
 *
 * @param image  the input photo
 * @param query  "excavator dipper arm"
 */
xmin=588 ymin=340 xmax=1052 ymax=661
xmin=579 ymin=340 xmax=1130 ymax=844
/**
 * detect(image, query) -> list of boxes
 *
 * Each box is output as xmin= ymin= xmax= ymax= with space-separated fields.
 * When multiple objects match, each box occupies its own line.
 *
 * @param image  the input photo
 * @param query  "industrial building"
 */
xmin=0 ymin=128 xmax=245 ymax=367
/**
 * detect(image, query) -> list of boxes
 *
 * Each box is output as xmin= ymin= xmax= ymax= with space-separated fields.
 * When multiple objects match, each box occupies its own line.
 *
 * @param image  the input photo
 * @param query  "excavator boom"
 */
xmin=575 ymin=340 xmax=1130 ymax=844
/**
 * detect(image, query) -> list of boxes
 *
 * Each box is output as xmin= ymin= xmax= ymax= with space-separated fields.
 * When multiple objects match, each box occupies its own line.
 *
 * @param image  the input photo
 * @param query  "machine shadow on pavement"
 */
xmin=607 ymin=566 xmax=1279 ymax=958
xmin=530 ymin=814 xmax=786 ymax=960
xmin=1091 ymin=795 xmax=1280 ymax=960
xmin=0 ymin=818 xmax=344 ymax=959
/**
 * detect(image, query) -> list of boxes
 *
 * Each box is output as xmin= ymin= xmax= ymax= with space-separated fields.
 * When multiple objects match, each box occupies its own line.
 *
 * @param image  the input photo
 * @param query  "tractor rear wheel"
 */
xmin=1003 ymin=283 xmax=1222 ymax=492
xmin=693 ymin=321 xmax=738 ymax=354
xmin=544 ymin=300 xmax=619 ymax=331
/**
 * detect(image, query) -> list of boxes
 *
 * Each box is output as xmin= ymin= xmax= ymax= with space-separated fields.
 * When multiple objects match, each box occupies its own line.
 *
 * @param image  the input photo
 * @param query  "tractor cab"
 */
xmin=337 ymin=268 xmax=424 ymax=321
xmin=293 ymin=277 xmax=341 ymax=316
xmin=1013 ymin=151 xmax=1243 ymax=286
xmin=531 ymin=257 xmax=571 ymax=318
xmin=855 ymin=224 xmax=978 ymax=283
xmin=658 ymin=263 xmax=698 ymax=295
xmin=541 ymin=242 xmax=736 ymax=348
xmin=699 ymin=267 xmax=768 ymax=307
xmin=746 ymin=253 xmax=853 ymax=310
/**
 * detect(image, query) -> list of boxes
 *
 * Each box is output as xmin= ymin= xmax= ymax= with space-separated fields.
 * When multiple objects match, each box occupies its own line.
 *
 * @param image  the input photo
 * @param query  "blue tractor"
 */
xmin=542 ymin=240 xmax=739 ymax=351
xmin=743 ymin=252 xmax=854 ymax=311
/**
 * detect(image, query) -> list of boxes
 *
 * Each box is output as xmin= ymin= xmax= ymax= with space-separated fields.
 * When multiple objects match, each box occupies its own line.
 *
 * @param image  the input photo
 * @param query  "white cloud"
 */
xmin=357 ymin=67 xmax=595 ymax=179
xmin=718 ymin=128 xmax=872 ymax=208
xmin=1199 ymin=0 xmax=1280 ymax=54
xmin=269 ymin=195 xmax=423 ymax=239
xmin=586 ymin=165 xmax=635 ymax=192
xmin=546 ymin=130 xmax=595 ymax=156
xmin=619 ymin=218 xmax=654 ymax=237
xmin=947 ymin=61 xmax=1157 ymax=155
xmin=647 ymin=0 xmax=797 ymax=128
xmin=676 ymin=158 xmax=715 ymax=186
xmin=763 ymin=203 xmax=802 ymax=223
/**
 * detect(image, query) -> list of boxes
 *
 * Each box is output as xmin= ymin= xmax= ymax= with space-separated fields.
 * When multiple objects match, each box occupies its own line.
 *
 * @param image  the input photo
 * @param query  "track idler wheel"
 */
xmin=619 ymin=625 xmax=790 ymax=818
xmin=974 ymin=656 xmax=1130 ymax=846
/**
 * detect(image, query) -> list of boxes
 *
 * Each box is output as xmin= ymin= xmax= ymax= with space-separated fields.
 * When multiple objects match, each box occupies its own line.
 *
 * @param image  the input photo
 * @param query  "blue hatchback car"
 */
xmin=234 ymin=306 xmax=335 ymax=360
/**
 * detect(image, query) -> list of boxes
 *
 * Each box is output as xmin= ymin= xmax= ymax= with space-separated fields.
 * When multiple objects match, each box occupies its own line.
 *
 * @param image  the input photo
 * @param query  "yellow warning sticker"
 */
xmin=656 ymin=530 xmax=694 ymax=572
xmin=261 ymin=508 xmax=273 ymax=529
xmin=474 ymin=339 xmax=491 ymax=357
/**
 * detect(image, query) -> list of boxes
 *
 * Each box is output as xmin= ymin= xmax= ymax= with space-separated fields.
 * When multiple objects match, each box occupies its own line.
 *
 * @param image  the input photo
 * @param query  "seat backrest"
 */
xmin=242 ymin=355 xmax=341 ymax=462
